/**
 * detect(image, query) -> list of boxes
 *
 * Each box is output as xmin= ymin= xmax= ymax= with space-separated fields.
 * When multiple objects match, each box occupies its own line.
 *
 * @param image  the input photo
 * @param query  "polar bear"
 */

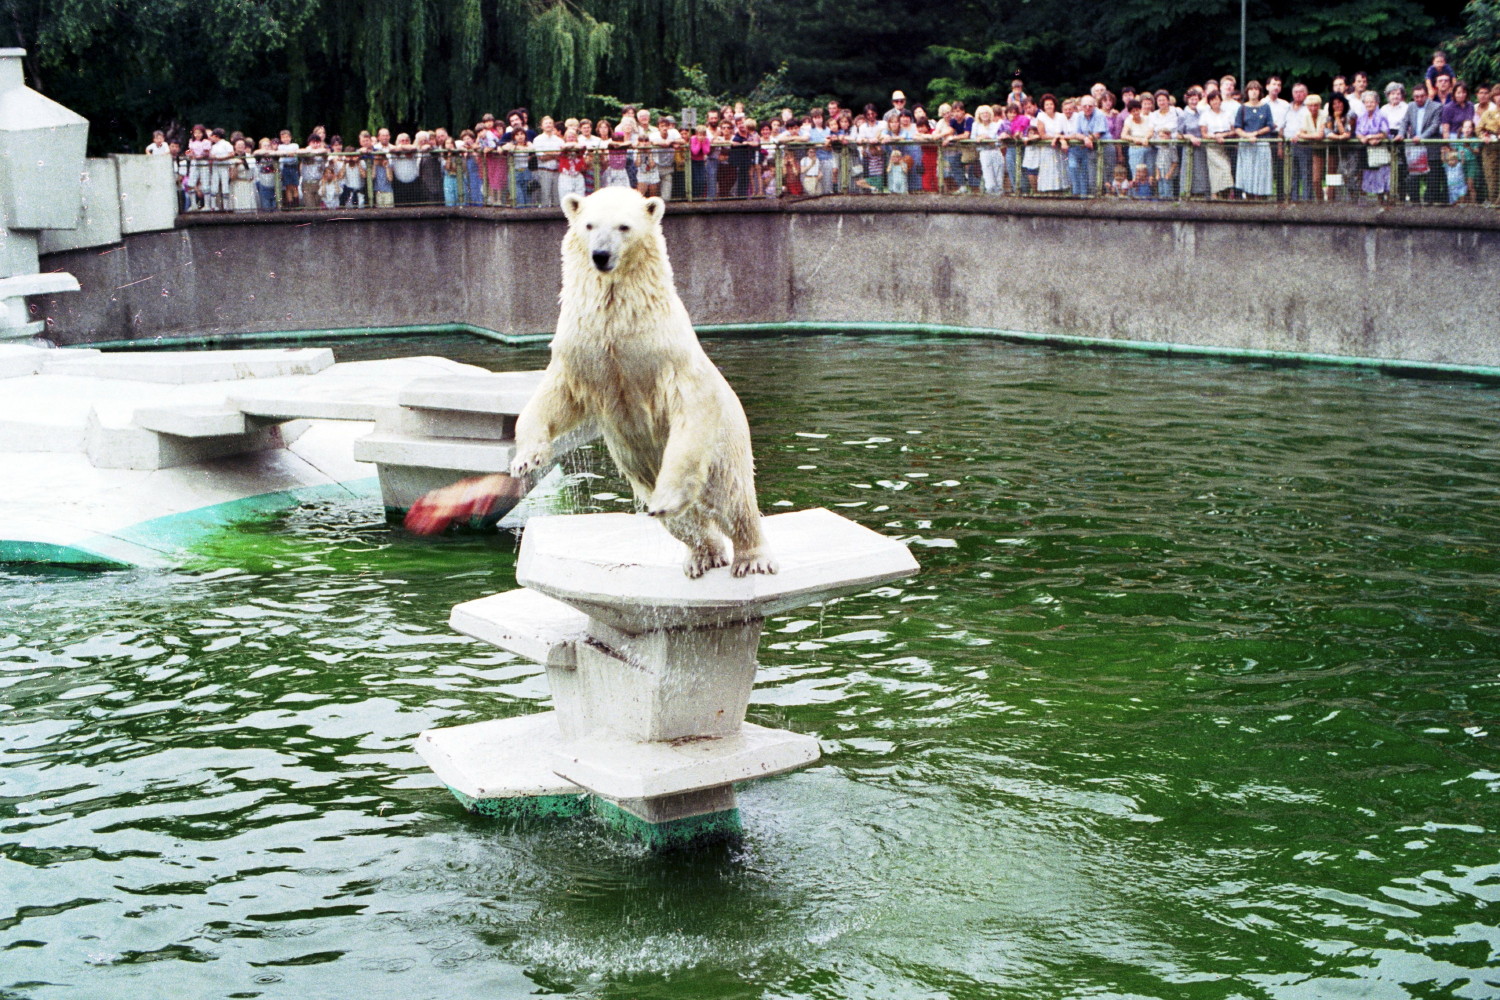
xmin=408 ymin=187 xmax=775 ymax=578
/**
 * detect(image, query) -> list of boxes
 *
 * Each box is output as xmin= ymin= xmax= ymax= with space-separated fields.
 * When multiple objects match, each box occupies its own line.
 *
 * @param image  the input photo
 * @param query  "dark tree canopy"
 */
xmin=1 ymin=0 xmax=1467 ymax=153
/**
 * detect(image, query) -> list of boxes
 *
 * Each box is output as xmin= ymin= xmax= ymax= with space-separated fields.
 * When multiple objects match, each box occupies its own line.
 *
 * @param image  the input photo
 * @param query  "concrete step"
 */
xmin=44 ymin=347 xmax=334 ymax=384
xmin=86 ymin=409 xmax=309 ymax=471
xmin=132 ymin=404 xmax=250 ymax=438
xmin=228 ymin=377 xmax=401 ymax=421
xmin=415 ymin=712 xmax=582 ymax=803
xmin=352 ymin=432 xmax=516 ymax=472
xmin=449 ymin=589 xmax=590 ymax=669
xmin=376 ymin=405 xmax=515 ymax=442
xmin=548 ymin=722 xmax=821 ymax=801
xmin=397 ymin=371 xmax=546 ymax=415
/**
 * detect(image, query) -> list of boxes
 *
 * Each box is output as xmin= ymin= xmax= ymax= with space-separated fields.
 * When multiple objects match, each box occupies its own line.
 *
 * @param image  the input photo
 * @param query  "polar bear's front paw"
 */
xmin=731 ymin=550 xmax=778 ymax=577
xmin=684 ymin=545 xmax=731 ymax=578
xmin=510 ymin=446 xmax=551 ymax=478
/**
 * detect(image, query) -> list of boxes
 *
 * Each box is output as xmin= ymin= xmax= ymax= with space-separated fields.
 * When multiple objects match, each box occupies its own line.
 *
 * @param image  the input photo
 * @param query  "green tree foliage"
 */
xmin=1447 ymin=0 xmax=1500 ymax=85
xmin=925 ymin=0 xmax=1467 ymax=105
xmin=2 ymin=0 xmax=1472 ymax=153
xmin=2 ymin=0 xmax=747 ymax=151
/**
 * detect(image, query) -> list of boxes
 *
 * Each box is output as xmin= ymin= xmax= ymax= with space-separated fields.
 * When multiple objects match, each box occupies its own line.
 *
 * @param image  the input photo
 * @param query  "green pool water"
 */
xmin=2 ymin=335 xmax=1498 ymax=999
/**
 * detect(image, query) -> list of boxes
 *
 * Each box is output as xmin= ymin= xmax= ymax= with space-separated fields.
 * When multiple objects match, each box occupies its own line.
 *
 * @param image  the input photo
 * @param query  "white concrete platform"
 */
xmin=415 ymin=712 xmax=581 ymax=802
xmin=398 ymin=371 xmax=546 ymax=413
xmin=449 ymin=589 xmax=590 ymax=669
xmin=353 ymin=432 xmax=516 ymax=472
xmin=43 ymin=347 xmax=334 ymax=383
xmin=517 ymin=507 xmax=921 ymax=631
xmin=0 ymin=349 xmax=550 ymax=566
xmin=132 ymin=404 xmax=251 ymax=438
xmin=549 ymin=723 xmax=821 ymax=801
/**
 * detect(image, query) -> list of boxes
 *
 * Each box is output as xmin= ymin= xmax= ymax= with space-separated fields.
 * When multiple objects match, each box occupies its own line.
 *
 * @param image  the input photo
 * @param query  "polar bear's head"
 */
xmin=561 ymin=188 xmax=665 ymax=274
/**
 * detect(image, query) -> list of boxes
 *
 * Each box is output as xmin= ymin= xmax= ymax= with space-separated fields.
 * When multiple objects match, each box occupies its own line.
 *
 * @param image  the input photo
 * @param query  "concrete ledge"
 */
xmin=37 ymin=198 xmax=1500 ymax=368
xmin=449 ymin=589 xmax=589 ymax=669
xmin=550 ymin=722 xmax=820 ymax=801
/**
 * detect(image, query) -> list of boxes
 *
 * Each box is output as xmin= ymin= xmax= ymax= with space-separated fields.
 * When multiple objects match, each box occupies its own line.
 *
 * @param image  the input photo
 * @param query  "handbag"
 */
xmin=1365 ymin=144 xmax=1391 ymax=168
xmin=1405 ymin=145 xmax=1430 ymax=175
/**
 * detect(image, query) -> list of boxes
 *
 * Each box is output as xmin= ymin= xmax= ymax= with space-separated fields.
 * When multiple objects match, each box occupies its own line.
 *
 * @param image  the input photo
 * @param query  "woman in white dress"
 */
xmin=1201 ymin=91 xmax=1238 ymax=197
xmin=229 ymin=138 xmax=258 ymax=211
xmin=1033 ymin=94 xmax=1068 ymax=193
xmin=972 ymin=104 xmax=1005 ymax=194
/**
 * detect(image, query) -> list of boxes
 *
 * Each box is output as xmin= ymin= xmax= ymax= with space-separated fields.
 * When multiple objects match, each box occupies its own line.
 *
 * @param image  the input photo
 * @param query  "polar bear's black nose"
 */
xmin=591 ymin=251 xmax=613 ymax=272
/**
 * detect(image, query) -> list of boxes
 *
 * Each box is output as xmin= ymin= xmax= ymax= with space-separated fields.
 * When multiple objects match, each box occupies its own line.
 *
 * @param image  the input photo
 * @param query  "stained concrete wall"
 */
xmin=33 ymin=198 xmax=1500 ymax=367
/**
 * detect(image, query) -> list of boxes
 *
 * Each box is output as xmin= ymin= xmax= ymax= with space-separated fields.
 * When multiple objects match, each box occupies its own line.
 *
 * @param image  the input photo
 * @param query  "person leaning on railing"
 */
xmin=1479 ymin=99 xmax=1500 ymax=204
xmin=1400 ymin=84 xmax=1446 ymax=204
xmin=1177 ymin=87 xmax=1209 ymax=198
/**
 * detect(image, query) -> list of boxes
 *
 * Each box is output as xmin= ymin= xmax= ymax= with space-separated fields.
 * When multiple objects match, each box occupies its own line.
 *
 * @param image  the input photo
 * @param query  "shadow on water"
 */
xmin=2 ymin=335 xmax=1498 ymax=999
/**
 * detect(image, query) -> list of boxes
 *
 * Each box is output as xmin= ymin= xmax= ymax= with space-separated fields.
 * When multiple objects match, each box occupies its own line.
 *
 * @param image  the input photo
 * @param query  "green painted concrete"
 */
xmin=590 ymin=798 xmax=745 ymax=851
xmin=0 ymin=478 xmax=380 ymax=569
xmin=447 ymin=786 xmax=590 ymax=821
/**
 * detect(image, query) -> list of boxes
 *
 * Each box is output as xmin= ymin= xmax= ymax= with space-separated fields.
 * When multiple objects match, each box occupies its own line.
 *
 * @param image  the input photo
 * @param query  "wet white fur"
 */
xmin=510 ymin=188 xmax=775 ymax=578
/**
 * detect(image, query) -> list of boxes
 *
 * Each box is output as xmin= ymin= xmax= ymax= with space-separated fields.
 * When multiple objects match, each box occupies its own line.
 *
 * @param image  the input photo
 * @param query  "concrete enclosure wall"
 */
xmin=33 ymin=198 xmax=1500 ymax=367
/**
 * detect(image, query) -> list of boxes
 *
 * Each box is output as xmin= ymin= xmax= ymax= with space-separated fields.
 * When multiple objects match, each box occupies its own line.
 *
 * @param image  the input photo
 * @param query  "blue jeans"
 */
xmin=254 ymin=184 xmax=277 ymax=212
xmin=703 ymin=158 xmax=718 ymax=201
xmin=1067 ymin=147 xmax=1094 ymax=196
xmin=514 ymin=169 xmax=534 ymax=206
xmin=1291 ymin=145 xmax=1315 ymax=200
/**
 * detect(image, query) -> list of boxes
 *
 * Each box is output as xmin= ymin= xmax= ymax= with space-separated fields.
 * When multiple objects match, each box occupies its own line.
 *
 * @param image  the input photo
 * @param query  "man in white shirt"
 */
xmin=649 ymin=115 xmax=683 ymax=200
xmin=207 ymin=127 xmax=234 ymax=211
xmin=1264 ymin=77 xmax=1291 ymax=198
xmin=1280 ymin=82 xmax=1317 ymax=201
xmin=530 ymin=118 xmax=566 ymax=207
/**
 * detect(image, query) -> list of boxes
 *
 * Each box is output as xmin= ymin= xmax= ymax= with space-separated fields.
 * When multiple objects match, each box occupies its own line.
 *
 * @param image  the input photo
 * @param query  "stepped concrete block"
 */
xmin=85 ymin=410 xmax=309 ymax=470
xmin=228 ymin=378 xmax=401 ymax=421
xmin=517 ymin=507 xmax=921 ymax=633
xmin=132 ymin=405 xmax=250 ymax=438
xmin=376 ymin=405 xmax=516 ymax=442
xmin=449 ymin=589 xmax=589 ymax=669
xmin=397 ymin=371 xmax=546 ymax=414
xmin=549 ymin=722 xmax=821 ymax=801
xmin=415 ymin=712 xmax=584 ymax=808
xmin=44 ymin=347 xmax=335 ymax=384
xmin=353 ymin=432 xmax=515 ymax=472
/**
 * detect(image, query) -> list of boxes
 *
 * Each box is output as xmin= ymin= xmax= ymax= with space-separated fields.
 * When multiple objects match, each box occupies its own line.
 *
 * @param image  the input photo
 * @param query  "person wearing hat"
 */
xmin=884 ymin=91 xmax=909 ymax=130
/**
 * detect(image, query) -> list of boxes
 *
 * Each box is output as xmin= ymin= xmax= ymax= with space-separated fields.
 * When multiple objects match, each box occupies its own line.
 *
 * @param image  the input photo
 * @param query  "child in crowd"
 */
xmin=558 ymin=128 xmax=587 ymax=200
xmin=319 ymin=165 xmax=341 ymax=208
xmin=1110 ymin=164 xmax=1131 ymax=196
xmin=800 ymin=147 xmax=822 ymax=195
xmin=886 ymin=149 xmax=910 ymax=193
xmin=1129 ymin=164 xmax=1155 ymax=198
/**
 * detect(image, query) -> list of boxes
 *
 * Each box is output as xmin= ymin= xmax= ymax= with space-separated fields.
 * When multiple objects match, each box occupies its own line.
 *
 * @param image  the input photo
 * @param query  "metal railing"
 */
xmin=173 ymin=138 xmax=1500 ymax=213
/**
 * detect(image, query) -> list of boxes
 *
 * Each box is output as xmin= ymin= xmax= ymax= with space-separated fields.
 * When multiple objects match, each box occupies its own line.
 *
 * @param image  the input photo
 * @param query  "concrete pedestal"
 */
xmin=416 ymin=507 xmax=919 ymax=848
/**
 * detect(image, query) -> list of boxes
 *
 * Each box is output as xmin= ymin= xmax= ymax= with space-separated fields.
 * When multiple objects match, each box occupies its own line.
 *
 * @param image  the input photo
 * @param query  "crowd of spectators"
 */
xmin=149 ymin=50 xmax=1500 ymax=212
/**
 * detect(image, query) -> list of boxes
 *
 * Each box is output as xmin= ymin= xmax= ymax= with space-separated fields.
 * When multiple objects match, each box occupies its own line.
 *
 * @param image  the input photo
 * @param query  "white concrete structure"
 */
xmin=358 ymin=371 xmax=546 ymax=517
xmin=0 ymin=48 xmax=88 ymax=341
xmin=418 ymin=508 xmax=919 ymax=847
xmin=0 ymin=345 xmax=554 ymax=567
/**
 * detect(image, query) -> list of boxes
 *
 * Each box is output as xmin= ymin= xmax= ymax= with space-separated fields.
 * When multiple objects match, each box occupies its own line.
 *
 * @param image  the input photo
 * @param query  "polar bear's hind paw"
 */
xmin=684 ymin=546 xmax=731 ymax=578
xmin=731 ymin=552 xmax=778 ymax=577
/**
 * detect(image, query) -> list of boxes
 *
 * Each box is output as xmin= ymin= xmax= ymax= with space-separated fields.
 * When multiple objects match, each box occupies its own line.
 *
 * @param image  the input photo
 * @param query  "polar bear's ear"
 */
xmin=643 ymin=196 xmax=665 ymax=224
xmin=561 ymin=193 xmax=584 ymax=219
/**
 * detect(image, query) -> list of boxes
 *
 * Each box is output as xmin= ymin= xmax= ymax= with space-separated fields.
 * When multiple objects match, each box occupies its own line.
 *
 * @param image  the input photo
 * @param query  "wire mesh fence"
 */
xmin=174 ymin=138 xmax=1499 ymax=213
